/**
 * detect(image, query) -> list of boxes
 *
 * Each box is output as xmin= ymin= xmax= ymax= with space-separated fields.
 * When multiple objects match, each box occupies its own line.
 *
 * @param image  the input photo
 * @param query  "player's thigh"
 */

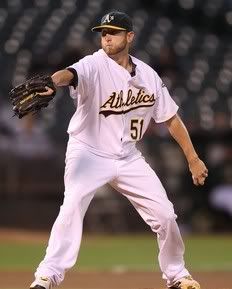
xmin=117 ymin=155 xmax=171 ymax=203
xmin=111 ymin=155 xmax=175 ymax=223
xmin=63 ymin=149 xmax=115 ymax=209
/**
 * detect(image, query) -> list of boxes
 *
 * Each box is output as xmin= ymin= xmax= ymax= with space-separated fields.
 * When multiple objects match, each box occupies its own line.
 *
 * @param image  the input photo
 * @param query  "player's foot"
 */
xmin=168 ymin=275 xmax=200 ymax=289
xmin=30 ymin=277 xmax=52 ymax=289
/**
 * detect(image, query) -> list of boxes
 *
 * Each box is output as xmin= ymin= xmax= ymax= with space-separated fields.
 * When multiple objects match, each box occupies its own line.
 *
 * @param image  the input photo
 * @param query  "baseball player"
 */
xmin=28 ymin=11 xmax=208 ymax=289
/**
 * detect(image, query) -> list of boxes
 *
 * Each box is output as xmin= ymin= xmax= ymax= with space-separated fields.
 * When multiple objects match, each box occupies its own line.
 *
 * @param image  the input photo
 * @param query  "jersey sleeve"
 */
xmin=152 ymin=74 xmax=179 ymax=123
xmin=67 ymin=55 xmax=97 ymax=99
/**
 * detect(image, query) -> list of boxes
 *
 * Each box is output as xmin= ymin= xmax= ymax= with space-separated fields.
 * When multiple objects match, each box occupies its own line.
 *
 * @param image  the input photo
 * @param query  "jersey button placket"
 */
xmin=121 ymin=80 xmax=130 ymax=157
xmin=120 ymin=90 xmax=125 ymax=156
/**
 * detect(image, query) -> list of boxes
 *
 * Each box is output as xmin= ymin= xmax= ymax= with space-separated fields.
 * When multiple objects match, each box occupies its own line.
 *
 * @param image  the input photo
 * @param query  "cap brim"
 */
xmin=91 ymin=25 xmax=127 ymax=32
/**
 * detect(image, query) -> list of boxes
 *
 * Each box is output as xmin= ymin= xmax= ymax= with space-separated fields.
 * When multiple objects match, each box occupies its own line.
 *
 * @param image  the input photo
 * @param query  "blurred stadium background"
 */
xmin=0 ymin=1 xmax=232 ymax=288
xmin=0 ymin=0 xmax=232 ymax=233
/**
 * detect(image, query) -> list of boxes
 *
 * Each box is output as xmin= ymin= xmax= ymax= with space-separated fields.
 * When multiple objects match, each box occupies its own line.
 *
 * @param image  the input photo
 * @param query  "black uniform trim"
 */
xmin=99 ymin=103 xmax=154 ymax=117
xmin=129 ymin=57 xmax=136 ymax=77
xmin=66 ymin=67 xmax=78 ymax=89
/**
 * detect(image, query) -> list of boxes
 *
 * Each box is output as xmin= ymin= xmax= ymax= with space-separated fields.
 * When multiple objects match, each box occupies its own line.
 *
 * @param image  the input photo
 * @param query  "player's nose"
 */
xmin=105 ymin=34 xmax=112 ymax=41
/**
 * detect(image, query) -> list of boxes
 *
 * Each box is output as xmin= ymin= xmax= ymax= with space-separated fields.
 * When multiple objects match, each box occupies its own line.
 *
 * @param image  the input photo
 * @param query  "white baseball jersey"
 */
xmin=67 ymin=49 xmax=178 ymax=158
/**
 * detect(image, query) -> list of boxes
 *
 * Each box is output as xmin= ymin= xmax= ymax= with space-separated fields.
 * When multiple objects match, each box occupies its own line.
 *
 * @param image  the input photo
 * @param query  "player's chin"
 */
xmin=103 ymin=47 xmax=114 ymax=55
xmin=103 ymin=46 xmax=121 ymax=56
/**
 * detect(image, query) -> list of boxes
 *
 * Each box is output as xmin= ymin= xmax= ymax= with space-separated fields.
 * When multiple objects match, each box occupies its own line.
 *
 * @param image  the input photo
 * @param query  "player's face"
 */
xmin=101 ymin=29 xmax=134 ymax=56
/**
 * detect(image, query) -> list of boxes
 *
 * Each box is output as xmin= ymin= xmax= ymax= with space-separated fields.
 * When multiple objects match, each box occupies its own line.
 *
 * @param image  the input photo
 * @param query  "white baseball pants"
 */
xmin=35 ymin=147 xmax=189 ymax=287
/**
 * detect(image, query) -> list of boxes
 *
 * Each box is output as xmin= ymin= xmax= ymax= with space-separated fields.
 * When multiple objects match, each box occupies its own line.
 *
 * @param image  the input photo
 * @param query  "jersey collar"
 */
xmin=100 ymin=49 xmax=136 ymax=77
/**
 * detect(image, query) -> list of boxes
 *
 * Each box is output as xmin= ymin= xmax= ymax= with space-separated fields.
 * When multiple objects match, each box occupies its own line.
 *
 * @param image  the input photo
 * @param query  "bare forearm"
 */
xmin=166 ymin=114 xmax=198 ymax=163
xmin=51 ymin=69 xmax=74 ymax=87
xmin=165 ymin=114 xmax=208 ymax=186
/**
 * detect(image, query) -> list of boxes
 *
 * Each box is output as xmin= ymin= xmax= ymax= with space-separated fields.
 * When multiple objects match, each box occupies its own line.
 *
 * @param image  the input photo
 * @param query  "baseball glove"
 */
xmin=9 ymin=75 xmax=56 ymax=118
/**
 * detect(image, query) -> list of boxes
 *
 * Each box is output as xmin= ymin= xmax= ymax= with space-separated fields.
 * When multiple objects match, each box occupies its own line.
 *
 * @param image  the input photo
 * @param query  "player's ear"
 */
xmin=127 ymin=31 xmax=135 ymax=43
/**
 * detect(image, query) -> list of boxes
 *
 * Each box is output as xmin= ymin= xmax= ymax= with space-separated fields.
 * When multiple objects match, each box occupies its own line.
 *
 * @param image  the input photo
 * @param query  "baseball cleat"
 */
xmin=168 ymin=275 xmax=200 ymax=289
xmin=30 ymin=277 xmax=52 ymax=289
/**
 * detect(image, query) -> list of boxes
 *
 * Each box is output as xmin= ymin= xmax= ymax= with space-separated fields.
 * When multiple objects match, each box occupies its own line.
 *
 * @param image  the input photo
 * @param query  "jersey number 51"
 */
xmin=130 ymin=118 xmax=144 ymax=141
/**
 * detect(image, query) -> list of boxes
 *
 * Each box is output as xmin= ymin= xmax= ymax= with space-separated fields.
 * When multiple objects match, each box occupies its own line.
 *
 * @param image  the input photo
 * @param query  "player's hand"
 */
xmin=38 ymin=86 xmax=55 ymax=96
xmin=188 ymin=157 xmax=208 ymax=186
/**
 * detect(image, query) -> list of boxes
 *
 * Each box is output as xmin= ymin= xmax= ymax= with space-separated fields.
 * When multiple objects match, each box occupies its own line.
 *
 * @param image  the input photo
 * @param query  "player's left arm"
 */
xmin=165 ymin=113 xmax=208 ymax=186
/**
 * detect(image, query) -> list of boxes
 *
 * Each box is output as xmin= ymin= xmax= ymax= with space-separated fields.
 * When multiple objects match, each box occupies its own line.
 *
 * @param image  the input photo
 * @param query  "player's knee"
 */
xmin=55 ymin=207 xmax=76 ymax=229
xmin=55 ymin=196 xmax=84 ymax=226
xmin=163 ymin=209 xmax=176 ymax=222
xmin=150 ymin=211 xmax=176 ymax=234
xmin=161 ymin=211 xmax=177 ymax=231
xmin=55 ymin=193 xmax=89 ymax=228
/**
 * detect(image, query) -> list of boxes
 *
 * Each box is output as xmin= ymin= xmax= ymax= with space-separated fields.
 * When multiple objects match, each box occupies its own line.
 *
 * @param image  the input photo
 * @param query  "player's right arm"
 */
xmin=51 ymin=68 xmax=77 ymax=88
xmin=48 ymin=54 xmax=96 ymax=97
xmin=33 ymin=69 xmax=76 ymax=97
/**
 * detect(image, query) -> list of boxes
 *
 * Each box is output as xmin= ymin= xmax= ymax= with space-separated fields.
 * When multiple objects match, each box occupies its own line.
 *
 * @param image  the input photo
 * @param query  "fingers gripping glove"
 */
xmin=9 ymin=75 xmax=56 ymax=118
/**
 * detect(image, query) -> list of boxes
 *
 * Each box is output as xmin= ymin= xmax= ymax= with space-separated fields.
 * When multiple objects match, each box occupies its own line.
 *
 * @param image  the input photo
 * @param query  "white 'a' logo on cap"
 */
xmin=103 ymin=14 xmax=114 ymax=23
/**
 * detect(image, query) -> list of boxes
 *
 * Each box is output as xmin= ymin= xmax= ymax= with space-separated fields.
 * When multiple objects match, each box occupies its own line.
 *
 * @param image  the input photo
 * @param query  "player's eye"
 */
xmin=101 ymin=30 xmax=123 ymax=37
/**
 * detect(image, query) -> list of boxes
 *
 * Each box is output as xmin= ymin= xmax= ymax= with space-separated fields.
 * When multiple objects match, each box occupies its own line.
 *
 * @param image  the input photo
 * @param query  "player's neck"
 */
xmin=110 ymin=51 xmax=131 ymax=73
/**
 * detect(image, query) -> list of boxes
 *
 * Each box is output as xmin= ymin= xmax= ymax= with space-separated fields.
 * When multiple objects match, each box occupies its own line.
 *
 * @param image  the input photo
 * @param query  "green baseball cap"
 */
xmin=92 ymin=11 xmax=133 ymax=32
